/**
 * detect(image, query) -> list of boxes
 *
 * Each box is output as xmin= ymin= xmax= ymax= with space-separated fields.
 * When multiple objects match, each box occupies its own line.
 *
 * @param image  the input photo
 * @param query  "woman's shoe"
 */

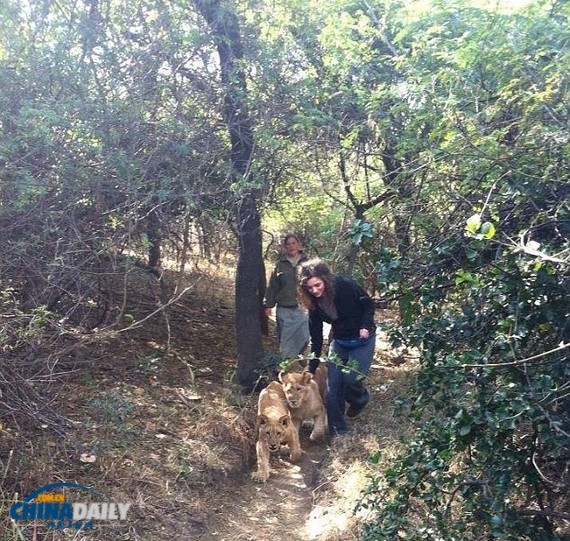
xmin=346 ymin=404 xmax=366 ymax=418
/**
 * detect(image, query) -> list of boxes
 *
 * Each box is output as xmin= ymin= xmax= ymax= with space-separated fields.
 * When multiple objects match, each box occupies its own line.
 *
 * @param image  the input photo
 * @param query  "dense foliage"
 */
xmin=251 ymin=0 xmax=568 ymax=538
xmin=340 ymin=3 xmax=568 ymax=540
xmin=0 ymin=0 xmax=567 ymax=538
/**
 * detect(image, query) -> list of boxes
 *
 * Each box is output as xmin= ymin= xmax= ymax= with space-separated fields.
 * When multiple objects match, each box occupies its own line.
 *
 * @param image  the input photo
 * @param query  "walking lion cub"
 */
xmin=278 ymin=367 xmax=327 ymax=441
xmin=251 ymin=381 xmax=302 ymax=483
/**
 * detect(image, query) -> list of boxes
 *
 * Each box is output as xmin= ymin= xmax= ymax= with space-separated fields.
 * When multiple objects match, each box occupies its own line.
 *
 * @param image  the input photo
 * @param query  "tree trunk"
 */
xmin=193 ymin=0 xmax=265 ymax=390
xmin=235 ymin=193 xmax=266 ymax=387
xmin=147 ymin=208 xmax=162 ymax=271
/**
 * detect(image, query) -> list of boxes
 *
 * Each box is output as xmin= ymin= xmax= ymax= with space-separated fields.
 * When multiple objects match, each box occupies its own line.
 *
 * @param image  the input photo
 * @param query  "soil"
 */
xmin=207 ymin=437 xmax=329 ymax=541
xmin=0 ymin=269 xmax=408 ymax=541
xmin=1 ymin=267 xmax=341 ymax=541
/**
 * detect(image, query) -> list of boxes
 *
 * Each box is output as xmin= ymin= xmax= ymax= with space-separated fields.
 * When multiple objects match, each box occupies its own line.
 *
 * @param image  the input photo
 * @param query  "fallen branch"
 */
xmin=114 ymin=285 xmax=195 ymax=334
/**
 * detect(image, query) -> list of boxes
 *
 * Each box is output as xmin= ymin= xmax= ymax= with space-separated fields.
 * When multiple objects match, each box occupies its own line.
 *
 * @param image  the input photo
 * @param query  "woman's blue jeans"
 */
xmin=326 ymin=334 xmax=375 ymax=436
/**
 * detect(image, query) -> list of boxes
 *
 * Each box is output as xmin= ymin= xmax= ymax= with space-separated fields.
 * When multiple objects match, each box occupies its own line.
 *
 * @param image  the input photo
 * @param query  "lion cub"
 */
xmin=278 ymin=368 xmax=327 ymax=441
xmin=251 ymin=381 xmax=302 ymax=483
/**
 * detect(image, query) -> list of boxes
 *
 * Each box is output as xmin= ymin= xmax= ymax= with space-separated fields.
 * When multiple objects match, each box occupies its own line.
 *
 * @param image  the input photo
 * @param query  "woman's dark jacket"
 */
xmin=309 ymin=275 xmax=376 ymax=359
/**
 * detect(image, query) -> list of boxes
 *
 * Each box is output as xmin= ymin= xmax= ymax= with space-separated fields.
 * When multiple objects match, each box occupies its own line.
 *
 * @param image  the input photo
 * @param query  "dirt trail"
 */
xmin=207 ymin=433 xmax=329 ymax=541
xmin=1 ymin=270 xmax=395 ymax=541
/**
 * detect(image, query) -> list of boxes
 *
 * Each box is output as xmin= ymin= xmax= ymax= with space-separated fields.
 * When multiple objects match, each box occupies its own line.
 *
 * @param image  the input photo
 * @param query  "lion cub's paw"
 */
xmin=309 ymin=430 xmax=325 ymax=441
xmin=251 ymin=470 xmax=269 ymax=483
xmin=290 ymin=449 xmax=302 ymax=462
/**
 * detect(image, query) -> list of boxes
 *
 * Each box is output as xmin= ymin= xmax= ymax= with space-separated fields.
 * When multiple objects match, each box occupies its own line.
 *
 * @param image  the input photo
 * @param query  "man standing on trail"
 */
xmin=263 ymin=233 xmax=310 ymax=360
xmin=298 ymin=258 xmax=376 ymax=437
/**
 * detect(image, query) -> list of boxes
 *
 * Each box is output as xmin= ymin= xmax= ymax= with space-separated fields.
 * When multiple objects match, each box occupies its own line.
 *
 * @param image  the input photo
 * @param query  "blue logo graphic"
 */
xmin=10 ymin=483 xmax=131 ymax=530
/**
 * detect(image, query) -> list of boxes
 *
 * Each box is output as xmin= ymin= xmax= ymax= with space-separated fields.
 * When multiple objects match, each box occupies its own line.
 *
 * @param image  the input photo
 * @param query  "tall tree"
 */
xmin=193 ymin=0 xmax=266 ymax=389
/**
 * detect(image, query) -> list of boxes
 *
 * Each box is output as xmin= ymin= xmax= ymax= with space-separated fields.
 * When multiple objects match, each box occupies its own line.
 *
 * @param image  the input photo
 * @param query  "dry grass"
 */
xmin=1 ymin=381 xmax=259 ymax=541
xmin=0 ymin=265 xmax=419 ymax=541
xmin=0 ymin=268 xmax=255 ymax=541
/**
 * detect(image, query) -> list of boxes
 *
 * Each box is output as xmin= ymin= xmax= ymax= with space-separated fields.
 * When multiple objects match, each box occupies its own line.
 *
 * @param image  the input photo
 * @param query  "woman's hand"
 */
xmin=359 ymin=328 xmax=370 ymax=340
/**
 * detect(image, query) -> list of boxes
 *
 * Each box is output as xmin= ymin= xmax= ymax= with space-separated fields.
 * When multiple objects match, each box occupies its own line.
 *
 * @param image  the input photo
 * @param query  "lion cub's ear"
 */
xmin=278 ymin=371 xmax=285 ymax=383
xmin=278 ymin=414 xmax=290 ymax=427
xmin=301 ymin=371 xmax=314 ymax=384
xmin=259 ymin=414 xmax=269 ymax=426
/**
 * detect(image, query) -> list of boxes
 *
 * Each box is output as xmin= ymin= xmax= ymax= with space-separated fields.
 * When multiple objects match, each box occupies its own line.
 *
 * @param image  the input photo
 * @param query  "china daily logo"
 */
xmin=10 ymin=483 xmax=131 ymax=530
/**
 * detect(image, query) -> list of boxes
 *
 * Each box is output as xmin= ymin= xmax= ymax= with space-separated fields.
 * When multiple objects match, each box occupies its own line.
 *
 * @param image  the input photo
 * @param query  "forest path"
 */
xmin=25 ymin=268 xmax=397 ymax=541
xmin=208 ymin=434 xmax=329 ymax=541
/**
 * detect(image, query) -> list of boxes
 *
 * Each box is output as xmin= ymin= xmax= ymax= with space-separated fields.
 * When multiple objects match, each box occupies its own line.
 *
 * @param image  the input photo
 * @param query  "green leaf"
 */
xmin=455 ymin=269 xmax=479 ymax=285
xmin=480 ymin=221 xmax=496 ymax=239
xmin=369 ymin=450 xmax=381 ymax=464
xmin=465 ymin=213 xmax=481 ymax=235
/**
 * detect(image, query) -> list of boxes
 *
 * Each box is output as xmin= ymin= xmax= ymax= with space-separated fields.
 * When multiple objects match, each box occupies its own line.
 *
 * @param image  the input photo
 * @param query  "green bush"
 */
xmin=360 ymin=216 xmax=568 ymax=540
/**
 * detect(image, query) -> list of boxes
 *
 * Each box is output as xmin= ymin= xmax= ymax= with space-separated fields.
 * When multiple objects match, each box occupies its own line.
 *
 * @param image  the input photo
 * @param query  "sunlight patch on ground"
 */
xmin=306 ymin=505 xmax=350 ymax=540
xmin=304 ymin=460 xmax=370 ymax=540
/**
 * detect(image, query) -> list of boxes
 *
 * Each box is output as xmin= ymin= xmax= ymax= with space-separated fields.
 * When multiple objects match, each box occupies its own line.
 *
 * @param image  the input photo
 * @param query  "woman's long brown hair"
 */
xmin=297 ymin=258 xmax=336 ymax=312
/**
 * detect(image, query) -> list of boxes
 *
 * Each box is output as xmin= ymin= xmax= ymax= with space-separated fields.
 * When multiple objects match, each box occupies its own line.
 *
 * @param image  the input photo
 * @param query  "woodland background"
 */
xmin=0 ymin=0 xmax=568 ymax=539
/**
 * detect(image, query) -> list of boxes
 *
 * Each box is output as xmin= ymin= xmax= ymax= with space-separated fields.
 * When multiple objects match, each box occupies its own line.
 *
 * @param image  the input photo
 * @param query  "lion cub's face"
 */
xmin=279 ymin=371 xmax=313 ymax=409
xmin=258 ymin=414 xmax=290 ymax=453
